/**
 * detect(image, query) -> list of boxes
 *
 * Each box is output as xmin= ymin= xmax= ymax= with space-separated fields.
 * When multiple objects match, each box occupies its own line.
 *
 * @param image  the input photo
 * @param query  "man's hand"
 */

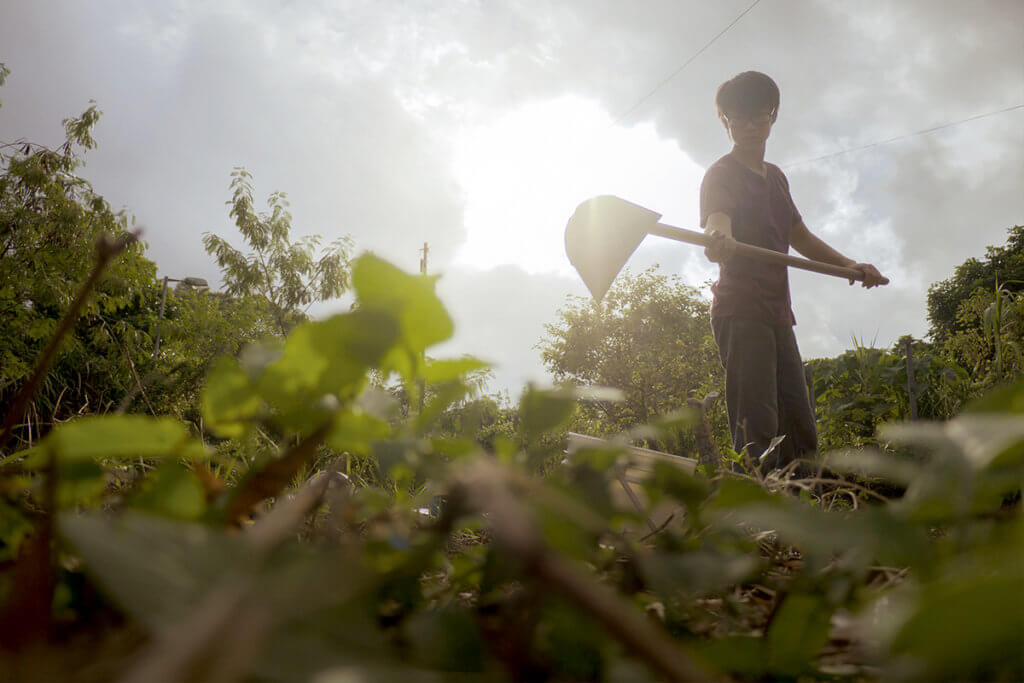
xmin=847 ymin=262 xmax=887 ymax=288
xmin=704 ymin=230 xmax=738 ymax=263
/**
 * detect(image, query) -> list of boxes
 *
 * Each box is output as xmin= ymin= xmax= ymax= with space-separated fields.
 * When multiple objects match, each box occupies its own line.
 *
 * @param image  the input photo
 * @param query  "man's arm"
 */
xmin=704 ymin=211 xmax=737 ymax=262
xmin=790 ymin=220 xmax=887 ymax=288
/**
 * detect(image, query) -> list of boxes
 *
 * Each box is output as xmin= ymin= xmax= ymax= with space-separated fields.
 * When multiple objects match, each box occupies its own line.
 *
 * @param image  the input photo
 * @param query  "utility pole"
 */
xmin=154 ymin=276 xmax=170 ymax=357
xmin=417 ymin=242 xmax=429 ymax=415
xmin=152 ymin=276 xmax=209 ymax=358
xmin=903 ymin=336 xmax=918 ymax=420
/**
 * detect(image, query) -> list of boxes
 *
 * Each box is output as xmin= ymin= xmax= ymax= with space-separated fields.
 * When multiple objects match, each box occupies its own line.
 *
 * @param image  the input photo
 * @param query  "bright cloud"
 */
xmin=452 ymin=95 xmax=704 ymax=275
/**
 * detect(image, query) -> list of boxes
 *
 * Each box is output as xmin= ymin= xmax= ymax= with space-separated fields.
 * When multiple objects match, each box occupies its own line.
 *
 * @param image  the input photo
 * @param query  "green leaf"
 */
xmin=129 ymin=462 xmax=207 ymax=521
xmin=202 ymin=357 xmax=262 ymax=438
xmin=562 ymin=463 xmax=616 ymax=519
xmin=414 ymin=381 xmax=468 ymax=435
xmin=422 ymin=357 xmax=490 ymax=385
xmin=564 ymin=443 xmax=627 ymax=472
xmin=962 ymin=376 xmax=1024 ymax=413
xmin=61 ymin=510 xmax=372 ymax=663
xmin=326 ymin=409 xmax=391 ymax=456
xmin=855 ymin=508 xmax=934 ymax=570
xmin=0 ymin=444 xmax=43 ymax=469
xmin=574 ymin=385 xmax=626 ymax=402
xmin=536 ymin=501 xmax=593 ymax=561
xmin=709 ymin=477 xmax=783 ymax=510
xmin=259 ymin=310 xmax=401 ymax=425
xmin=534 ymin=599 xmax=605 ymax=680
xmin=60 ymin=512 xmax=246 ymax=632
xmin=650 ymin=461 xmax=710 ymax=521
xmin=640 ymin=549 xmax=759 ymax=596
xmin=518 ymin=386 xmax=575 ymax=442
xmin=882 ymin=415 xmax=1024 ymax=470
xmin=238 ymin=339 xmax=285 ymax=381
xmin=972 ymin=466 xmax=1024 ymax=513
xmin=691 ymin=636 xmax=766 ymax=677
xmin=352 ymin=254 xmax=453 ymax=354
xmin=714 ymin=502 xmax=855 ymax=568
xmin=821 ymin=449 xmax=922 ymax=485
xmin=766 ymin=593 xmax=833 ymax=675
xmin=951 ymin=415 xmax=1024 ymax=469
xmin=405 ymin=606 xmax=485 ymax=672
xmin=378 ymin=345 xmax=415 ymax=387
xmin=722 ymin=501 xmax=932 ymax=573
xmin=887 ymin=570 xmax=1024 ymax=679
xmin=56 ymin=459 xmax=107 ymax=507
xmin=0 ymin=500 xmax=34 ymax=562
xmin=45 ymin=415 xmax=190 ymax=461
xmin=371 ymin=439 xmax=418 ymax=479
xmin=649 ymin=406 xmax=698 ymax=432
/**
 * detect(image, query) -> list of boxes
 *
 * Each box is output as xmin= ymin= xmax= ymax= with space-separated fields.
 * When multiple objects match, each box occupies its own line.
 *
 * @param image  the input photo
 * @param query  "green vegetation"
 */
xmin=203 ymin=167 xmax=353 ymax=337
xmin=1 ymin=87 xmax=1022 ymax=681
xmin=0 ymin=102 xmax=160 ymax=434
xmin=927 ymin=225 xmax=1024 ymax=343
xmin=539 ymin=268 xmax=726 ymax=455
xmin=808 ymin=339 xmax=972 ymax=451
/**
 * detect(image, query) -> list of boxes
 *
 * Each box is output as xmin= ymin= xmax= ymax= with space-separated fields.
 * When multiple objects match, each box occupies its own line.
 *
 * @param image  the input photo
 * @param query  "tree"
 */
xmin=0 ymin=63 xmax=9 ymax=109
xmin=139 ymin=287 xmax=279 ymax=423
xmin=203 ymin=168 xmax=353 ymax=336
xmin=0 ymin=88 xmax=286 ymax=443
xmin=924 ymin=226 xmax=1024 ymax=394
xmin=437 ymin=392 xmax=517 ymax=452
xmin=538 ymin=268 xmax=724 ymax=455
xmin=927 ymin=225 xmax=1024 ymax=343
xmin=0 ymin=99 xmax=163 ymax=443
xmin=807 ymin=338 xmax=971 ymax=451
xmin=941 ymin=283 xmax=1024 ymax=389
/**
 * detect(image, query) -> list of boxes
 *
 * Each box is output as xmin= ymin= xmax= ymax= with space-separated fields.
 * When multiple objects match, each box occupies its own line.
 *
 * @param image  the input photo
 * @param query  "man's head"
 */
xmin=715 ymin=71 xmax=779 ymax=149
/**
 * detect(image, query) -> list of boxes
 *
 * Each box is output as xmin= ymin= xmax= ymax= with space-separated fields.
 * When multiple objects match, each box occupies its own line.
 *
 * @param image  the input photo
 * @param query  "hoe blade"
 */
xmin=564 ymin=195 xmax=662 ymax=301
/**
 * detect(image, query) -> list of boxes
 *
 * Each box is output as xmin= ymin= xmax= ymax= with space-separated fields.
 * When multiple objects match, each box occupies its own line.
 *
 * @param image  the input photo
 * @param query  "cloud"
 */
xmin=433 ymin=264 xmax=586 ymax=395
xmin=1 ymin=1 xmax=467 ymax=281
xmin=1 ymin=0 xmax=1020 ymax=396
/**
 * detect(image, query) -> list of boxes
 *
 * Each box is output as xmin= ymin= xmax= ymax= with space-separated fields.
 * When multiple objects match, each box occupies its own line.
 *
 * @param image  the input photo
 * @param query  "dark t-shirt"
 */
xmin=700 ymin=152 xmax=802 ymax=326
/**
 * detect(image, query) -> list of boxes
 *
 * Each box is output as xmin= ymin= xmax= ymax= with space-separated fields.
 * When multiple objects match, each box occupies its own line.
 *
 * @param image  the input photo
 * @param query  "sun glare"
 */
xmin=453 ymin=96 xmax=704 ymax=275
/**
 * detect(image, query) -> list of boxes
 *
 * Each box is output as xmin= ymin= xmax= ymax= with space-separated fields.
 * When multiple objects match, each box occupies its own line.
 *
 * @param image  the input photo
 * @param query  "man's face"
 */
xmin=720 ymin=108 xmax=776 ymax=149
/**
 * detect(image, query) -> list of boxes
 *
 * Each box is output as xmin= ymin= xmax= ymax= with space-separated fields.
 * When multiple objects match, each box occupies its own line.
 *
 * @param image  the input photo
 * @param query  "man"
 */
xmin=701 ymin=71 xmax=886 ymax=472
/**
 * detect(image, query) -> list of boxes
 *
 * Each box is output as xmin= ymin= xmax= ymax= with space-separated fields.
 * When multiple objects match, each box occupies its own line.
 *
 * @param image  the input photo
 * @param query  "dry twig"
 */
xmin=117 ymin=468 xmax=341 ymax=683
xmin=0 ymin=232 xmax=138 ymax=651
xmin=446 ymin=460 xmax=717 ymax=683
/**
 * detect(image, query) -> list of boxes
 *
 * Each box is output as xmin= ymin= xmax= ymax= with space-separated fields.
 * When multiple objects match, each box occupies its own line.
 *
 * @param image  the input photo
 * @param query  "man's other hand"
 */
xmin=704 ymin=231 xmax=738 ymax=263
xmin=848 ymin=263 xmax=887 ymax=288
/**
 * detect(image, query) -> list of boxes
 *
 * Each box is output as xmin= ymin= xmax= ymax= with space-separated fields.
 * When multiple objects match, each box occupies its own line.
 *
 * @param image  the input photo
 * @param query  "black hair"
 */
xmin=715 ymin=71 xmax=780 ymax=118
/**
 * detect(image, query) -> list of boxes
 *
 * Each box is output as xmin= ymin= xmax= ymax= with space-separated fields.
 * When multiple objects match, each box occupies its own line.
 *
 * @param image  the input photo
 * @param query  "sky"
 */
xmin=1 ymin=0 xmax=1022 ymax=397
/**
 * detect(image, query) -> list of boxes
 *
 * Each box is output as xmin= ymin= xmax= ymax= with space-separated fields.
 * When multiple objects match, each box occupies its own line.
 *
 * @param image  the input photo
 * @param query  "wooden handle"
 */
xmin=649 ymin=223 xmax=888 ymax=285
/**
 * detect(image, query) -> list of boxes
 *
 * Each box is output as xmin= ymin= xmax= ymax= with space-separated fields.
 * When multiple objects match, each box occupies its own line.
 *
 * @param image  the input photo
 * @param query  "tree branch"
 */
xmin=447 ymin=461 xmax=716 ymax=682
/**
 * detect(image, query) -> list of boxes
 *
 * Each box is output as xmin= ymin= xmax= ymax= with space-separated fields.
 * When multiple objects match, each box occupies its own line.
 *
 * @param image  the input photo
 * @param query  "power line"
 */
xmin=611 ymin=0 xmax=763 ymax=127
xmin=782 ymin=103 xmax=1024 ymax=169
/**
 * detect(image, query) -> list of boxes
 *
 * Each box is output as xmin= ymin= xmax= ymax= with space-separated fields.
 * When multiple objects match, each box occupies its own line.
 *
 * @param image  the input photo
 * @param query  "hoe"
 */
xmin=565 ymin=195 xmax=887 ymax=301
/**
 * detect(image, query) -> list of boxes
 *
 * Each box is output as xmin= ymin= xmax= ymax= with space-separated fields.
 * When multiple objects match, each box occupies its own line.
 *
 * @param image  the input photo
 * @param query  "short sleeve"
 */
xmin=700 ymin=164 xmax=736 ymax=228
xmin=777 ymin=168 xmax=802 ymax=226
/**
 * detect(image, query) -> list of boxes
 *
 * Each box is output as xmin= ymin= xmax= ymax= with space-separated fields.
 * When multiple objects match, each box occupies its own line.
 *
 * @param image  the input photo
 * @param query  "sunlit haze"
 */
xmin=453 ymin=96 xmax=704 ymax=275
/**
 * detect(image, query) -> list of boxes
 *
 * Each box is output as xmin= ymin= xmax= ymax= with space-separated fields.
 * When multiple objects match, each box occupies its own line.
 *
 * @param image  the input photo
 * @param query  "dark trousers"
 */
xmin=711 ymin=317 xmax=818 ymax=472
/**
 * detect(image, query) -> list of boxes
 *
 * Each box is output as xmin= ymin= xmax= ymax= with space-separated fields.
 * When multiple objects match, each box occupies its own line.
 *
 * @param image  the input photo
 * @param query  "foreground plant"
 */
xmin=0 ymin=252 xmax=1021 ymax=682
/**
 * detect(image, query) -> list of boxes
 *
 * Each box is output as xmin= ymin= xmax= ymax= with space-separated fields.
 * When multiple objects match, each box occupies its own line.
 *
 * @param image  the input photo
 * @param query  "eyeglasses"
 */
xmin=721 ymin=110 xmax=775 ymax=127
